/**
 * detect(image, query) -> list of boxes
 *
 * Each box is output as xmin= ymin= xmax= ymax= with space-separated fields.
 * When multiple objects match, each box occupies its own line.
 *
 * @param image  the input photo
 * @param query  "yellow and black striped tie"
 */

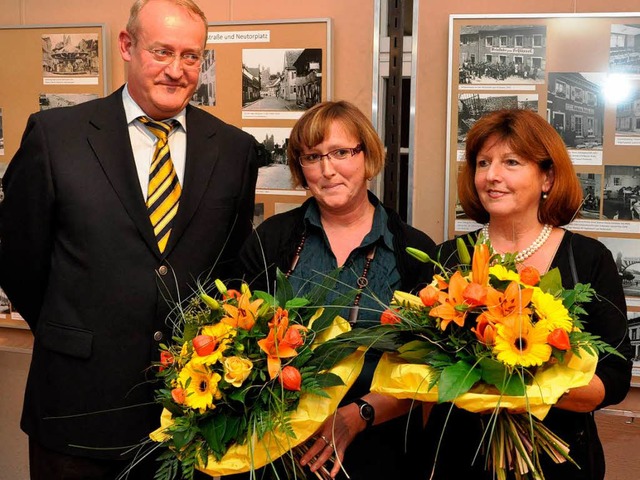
xmin=139 ymin=116 xmax=181 ymax=253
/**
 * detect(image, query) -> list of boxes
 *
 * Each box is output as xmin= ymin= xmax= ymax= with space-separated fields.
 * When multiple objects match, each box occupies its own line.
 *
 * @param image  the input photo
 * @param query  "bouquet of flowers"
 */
xmin=148 ymin=272 xmax=364 ymax=480
xmin=343 ymin=239 xmax=622 ymax=480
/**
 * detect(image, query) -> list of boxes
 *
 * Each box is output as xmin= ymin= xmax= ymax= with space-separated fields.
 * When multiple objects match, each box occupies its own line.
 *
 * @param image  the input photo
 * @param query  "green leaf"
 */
xmin=307 ymin=342 xmax=359 ymax=370
xmin=309 ymin=288 xmax=359 ymax=332
xmin=183 ymin=322 xmax=199 ymax=342
xmin=397 ymin=340 xmax=436 ymax=363
xmin=314 ymin=372 xmax=346 ymax=388
xmin=275 ymin=269 xmax=294 ymax=306
xmin=285 ymin=297 xmax=310 ymax=310
xmin=437 ymin=361 xmax=481 ymax=403
xmin=199 ymin=415 xmax=226 ymax=455
xmin=479 ymin=358 xmax=526 ymax=396
xmin=172 ymin=427 xmax=195 ymax=450
xmin=304 ymin=269 xmax=340 ymax=306
xmin=253 ymin=290 xmax=276 ymax=306
xmin=539 ymin=267 xmax=563 ymax=295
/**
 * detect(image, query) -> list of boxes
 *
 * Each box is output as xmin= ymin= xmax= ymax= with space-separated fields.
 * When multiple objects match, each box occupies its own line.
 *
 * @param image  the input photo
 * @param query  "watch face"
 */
xmin=360 ymin=403 xmax=374 ymax=421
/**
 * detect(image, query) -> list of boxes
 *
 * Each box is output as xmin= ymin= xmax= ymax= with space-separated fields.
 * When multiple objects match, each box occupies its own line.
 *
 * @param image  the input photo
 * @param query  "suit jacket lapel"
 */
xmin=164 ymin=106 xmax=220 ymax=255
xmin=87 ymin=89 xmax=161 ymax=257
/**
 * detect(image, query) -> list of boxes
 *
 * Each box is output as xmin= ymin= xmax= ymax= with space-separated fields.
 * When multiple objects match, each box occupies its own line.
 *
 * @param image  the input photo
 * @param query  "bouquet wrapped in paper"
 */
xmin=341 ymin=240 xmax=623 ymax=480
xmin=149 ymin=272 xmax=364 ymax=480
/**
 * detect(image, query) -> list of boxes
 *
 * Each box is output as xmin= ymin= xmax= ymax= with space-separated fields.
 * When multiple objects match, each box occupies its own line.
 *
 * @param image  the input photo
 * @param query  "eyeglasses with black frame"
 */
xmin=298 ymin=144 xmax=363 ymax=167
xmin=144 ymin=48 xmax=203 ymax=68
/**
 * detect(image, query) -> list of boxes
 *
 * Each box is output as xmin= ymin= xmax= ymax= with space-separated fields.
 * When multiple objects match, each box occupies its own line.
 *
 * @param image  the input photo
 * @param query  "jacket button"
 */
xmin=153 ymin=331 xmax=163 ymax=341
xmin=158 ymin=265 xmax=168 ymax=275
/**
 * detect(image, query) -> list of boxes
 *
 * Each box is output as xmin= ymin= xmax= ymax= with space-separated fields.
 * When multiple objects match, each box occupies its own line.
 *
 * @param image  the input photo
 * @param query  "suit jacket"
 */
xmin=0 ymin=87 xmax=258 ymax=458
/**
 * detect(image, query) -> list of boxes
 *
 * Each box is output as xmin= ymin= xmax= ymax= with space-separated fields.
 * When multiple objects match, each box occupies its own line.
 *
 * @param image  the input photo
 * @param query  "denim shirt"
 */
xmin=288 ymin=197 xmax=401 ymax=327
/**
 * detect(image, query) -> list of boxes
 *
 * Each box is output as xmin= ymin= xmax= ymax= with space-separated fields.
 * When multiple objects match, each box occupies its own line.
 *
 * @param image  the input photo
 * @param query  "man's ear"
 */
xmin=119 ymin=30 xmax=133 ymax=62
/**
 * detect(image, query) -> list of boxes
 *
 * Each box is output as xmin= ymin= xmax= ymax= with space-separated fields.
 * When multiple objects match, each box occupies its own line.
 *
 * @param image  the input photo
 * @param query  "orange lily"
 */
xmin=257 ymin=308 xmax=307 ymax=379
xmin=221 ymin=292 xmax=264 ymax=330
xmin=484 ymin=281 xmax=533 ymax=325
xmin=471 ymin=243 xmax=490 ymax=286
xmin=472 ymin=312 xmax=497 ymax=346
xmin=428 ymin=271 xmax=470 ymax=330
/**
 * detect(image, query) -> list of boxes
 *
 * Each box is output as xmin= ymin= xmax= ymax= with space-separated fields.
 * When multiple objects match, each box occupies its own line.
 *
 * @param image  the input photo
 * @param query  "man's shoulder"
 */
xmin=33 ymin=91 xmax=118 ymax=125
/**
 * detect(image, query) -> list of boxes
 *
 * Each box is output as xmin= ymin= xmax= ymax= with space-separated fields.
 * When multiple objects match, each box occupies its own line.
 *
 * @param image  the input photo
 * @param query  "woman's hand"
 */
xmin=299 ymin=402 xmax=364 ymax=478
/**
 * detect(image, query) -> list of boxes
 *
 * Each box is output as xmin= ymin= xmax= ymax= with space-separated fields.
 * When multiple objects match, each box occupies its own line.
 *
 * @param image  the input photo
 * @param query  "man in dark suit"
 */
xmin=0 ymin=1 xmax=258 ymax=478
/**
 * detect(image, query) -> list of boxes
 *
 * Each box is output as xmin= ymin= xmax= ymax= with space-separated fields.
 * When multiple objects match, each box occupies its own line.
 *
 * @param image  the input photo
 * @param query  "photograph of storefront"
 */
xmin=616 ymin=87 xmax=640 ymax=136
xmin=457 ymin=93 xmax=537 ymax=146
xmin=191 ymin=50 xmax=216 ymax=107
xmin=547 ymin=72 xmax=605 ymax=149
xmin=610 ymin=24 xmax=640 ymax=74
xmin=458 ymin=24 xmax=546 ymax=84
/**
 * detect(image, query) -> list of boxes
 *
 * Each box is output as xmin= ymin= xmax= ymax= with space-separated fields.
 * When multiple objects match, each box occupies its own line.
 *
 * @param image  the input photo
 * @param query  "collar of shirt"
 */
xmin=122 ymin=85 xmax=187 ymax=199
xmin=303 ymin=192 xmax=395 ymax=253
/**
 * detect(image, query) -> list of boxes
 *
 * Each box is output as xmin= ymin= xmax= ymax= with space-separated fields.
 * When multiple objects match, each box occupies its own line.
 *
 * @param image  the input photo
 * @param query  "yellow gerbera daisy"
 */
xmin=178 ymin=362 xmax=222 ymax=413
xmin=493 ymin=315 xmax=552 ymax=367
xmin=489 ymin=264 xmax=521 ymax=283
xmin=531 ymin=289 xmax=573 ymax=333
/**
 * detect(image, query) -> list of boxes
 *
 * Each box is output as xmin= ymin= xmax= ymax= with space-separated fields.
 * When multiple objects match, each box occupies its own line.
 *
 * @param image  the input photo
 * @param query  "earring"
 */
xmin=542 ymin=192 xmax=548 ymax=200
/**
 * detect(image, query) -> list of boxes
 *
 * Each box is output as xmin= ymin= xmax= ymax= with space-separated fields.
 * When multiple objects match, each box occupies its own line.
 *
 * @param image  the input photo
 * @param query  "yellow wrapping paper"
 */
xmin=371 ymin=348 xmax=597 ymax=419
xmin=150 ymin=315 xmax=364 ymax=475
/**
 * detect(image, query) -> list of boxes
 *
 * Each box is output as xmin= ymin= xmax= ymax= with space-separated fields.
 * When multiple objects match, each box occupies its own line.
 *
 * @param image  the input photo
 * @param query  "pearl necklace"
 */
xmin=481 ymin=223 xmax=552 ymax=263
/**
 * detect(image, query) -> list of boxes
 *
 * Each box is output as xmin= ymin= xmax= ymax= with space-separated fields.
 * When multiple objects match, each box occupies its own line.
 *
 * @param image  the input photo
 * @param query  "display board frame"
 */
xmin=445 ymin=13 xmax=640 ymax=365
xmin=200 ymin=18 xmax=332 ymax=222
xmin=0 ymin=24 xmax=108 ymax=168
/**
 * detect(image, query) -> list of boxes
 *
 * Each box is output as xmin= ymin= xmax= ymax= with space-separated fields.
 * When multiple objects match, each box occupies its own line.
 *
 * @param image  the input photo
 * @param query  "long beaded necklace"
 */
xmin=286 ymin=233 xmax=377 ymax=325
xmin=481 ymin=223 xmax=552 ymax=263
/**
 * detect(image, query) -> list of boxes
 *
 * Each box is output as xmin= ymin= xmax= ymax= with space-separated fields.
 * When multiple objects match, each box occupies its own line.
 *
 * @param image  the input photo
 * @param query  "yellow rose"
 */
xmin=223 ymin=356 xmax=253 ymax=387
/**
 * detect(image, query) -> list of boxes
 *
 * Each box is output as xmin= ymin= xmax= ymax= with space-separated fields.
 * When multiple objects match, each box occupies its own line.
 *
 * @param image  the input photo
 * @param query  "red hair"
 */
xmin=458 ymin=109 xmax=582 ymax=226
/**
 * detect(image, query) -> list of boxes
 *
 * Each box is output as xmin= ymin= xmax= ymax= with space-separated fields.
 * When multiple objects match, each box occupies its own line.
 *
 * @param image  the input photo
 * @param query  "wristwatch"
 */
xmin=353 ymin=398 xmax=375 ymax=428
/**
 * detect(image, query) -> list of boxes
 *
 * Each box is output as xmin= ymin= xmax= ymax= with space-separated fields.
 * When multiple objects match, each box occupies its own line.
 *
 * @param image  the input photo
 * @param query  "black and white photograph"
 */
xmin=242 ymin=48 xmax=322 ymax=114
xmin=0 ymin=108 xmax=4 ymax=156
xmin=577 ymin=172 xmax=602 ymax=219
xmin=602 ymin=165 xmax=640 ymax=220
xmin=548 ymin=73 xmax=605 ymax=150
xmin=610 ymin=24 xmax=640 ymax=74
xmin=457 ymin=93 xmax=537 ymax=147
xmin=42 ymin=33 xmax=99 ymax=82
xmin=244 ymin=126 xmax=302 ymax=191
xmin=629 ymin=311 xmax=640 ymax=370
xmin=598 ymin=237 xmax=640 ymax=298
xmin=1 ymin=163 xmax=6 ymax=202
xmin=0 ymin=286 xmax=10 ymax=315
xmin=615 ymin=82 xmax=640 ymax=138
xmin=39 ymin=93 xmax=99 ymax=111
xmin=458 ymin=25 xmax=546 ymax=85
xmin=191 ymin=49 xmax=216 ymax=107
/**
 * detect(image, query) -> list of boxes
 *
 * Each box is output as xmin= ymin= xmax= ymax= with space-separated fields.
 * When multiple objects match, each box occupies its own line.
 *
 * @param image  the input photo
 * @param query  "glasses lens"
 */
xmin=329 ymin=148 xmax=351 ymax=160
